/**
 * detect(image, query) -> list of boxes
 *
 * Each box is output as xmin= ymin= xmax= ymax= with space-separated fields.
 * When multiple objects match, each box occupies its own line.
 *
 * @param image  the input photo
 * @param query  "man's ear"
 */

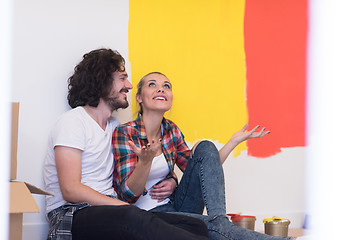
xmin=136 ymin=94 xmax=142 ymax=104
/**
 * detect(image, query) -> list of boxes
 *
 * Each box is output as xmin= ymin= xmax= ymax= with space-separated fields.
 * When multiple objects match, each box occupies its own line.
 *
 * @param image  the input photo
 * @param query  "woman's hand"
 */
xmin=126 ymin=139 xmax=162 ymax=197
xmin=230 ymin=123 xmax=270 ymax=145
xmin=149 ymin=178 xmax=177 ymax=202
xmin=128 ymin=139 xmax=162 ymax=164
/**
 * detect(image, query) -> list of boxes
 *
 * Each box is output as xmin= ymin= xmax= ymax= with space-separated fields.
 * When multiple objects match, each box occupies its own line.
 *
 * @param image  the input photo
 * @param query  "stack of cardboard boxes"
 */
xmin=9 ymin=102 xmax=52 ymax=240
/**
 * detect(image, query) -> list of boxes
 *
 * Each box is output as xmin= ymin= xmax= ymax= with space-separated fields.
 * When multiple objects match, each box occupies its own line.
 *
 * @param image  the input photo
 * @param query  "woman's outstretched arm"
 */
xmin=219 ymin=124 xmax=270 ymax=163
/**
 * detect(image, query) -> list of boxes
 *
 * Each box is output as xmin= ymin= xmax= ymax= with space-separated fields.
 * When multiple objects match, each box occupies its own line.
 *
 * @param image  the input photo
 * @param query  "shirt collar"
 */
xmin=135 ymin=114 xmax=170 ymax=139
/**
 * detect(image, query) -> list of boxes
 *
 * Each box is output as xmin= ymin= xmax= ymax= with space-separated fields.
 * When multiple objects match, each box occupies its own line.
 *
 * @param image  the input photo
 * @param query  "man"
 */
xmin=43 ymin=48 xmax=208 ymax=240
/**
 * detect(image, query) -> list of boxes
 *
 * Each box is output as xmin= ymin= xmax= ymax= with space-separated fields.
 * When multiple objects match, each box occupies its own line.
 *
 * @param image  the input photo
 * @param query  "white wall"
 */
xmin=11 ymin=0 xmax=305 ymax=239
xmin=11 ymin=0 xmax=130 ymax=239
xmin=1 ymin=0 xmax=13 ymax=239
xmin=223 ymin=147 xmax=305 ymax=231
xmin=306 ymin=0 xmax=360 ymax=239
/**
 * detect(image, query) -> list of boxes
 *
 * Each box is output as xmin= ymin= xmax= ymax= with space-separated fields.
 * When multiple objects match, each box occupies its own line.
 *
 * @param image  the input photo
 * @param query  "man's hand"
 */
xmin=149 ymin=178 xmax=177 ymax=202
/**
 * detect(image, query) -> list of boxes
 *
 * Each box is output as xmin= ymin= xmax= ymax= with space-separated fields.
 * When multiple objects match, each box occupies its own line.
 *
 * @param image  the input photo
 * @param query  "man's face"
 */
xmin=104 ymin=69 xmax=133 ymax=111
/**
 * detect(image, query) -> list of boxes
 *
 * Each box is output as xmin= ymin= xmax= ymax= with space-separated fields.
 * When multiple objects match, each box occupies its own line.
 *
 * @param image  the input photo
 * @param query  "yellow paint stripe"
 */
xmin=129 ymin=0 xmax=248 ymax=154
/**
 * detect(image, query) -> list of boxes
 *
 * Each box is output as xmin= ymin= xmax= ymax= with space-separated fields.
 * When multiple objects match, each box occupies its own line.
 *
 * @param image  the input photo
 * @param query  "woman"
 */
xmin=112 ymin=72 xmax=296 ymax=240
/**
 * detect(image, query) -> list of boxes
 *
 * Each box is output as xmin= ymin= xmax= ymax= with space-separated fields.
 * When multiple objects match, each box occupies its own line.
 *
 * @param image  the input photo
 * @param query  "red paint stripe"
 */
xmin=244 ymin=0 xmax=307 ymax=157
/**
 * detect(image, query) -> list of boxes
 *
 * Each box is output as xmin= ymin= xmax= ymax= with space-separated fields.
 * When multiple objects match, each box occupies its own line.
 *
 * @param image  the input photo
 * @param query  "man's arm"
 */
xmin=55 ymin=146 xmax=128 ymax=206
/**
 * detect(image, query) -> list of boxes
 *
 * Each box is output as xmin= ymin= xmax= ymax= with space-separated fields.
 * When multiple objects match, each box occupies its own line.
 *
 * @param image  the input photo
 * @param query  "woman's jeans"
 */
xmin=151 ymin=140 xmax=294 ymax=240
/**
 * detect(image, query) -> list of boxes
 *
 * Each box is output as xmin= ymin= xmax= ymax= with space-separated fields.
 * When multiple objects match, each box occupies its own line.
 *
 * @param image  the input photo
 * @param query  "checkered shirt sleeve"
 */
xmin=165 ymin=119 xmax=190 ymax=172
xmin=112 ymin=123 xmax=140 ymax=203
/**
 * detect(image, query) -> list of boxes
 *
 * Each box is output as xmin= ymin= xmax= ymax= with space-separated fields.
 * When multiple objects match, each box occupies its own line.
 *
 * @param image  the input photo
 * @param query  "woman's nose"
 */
xmin=157 ymin=88 xmax=164 ymax=93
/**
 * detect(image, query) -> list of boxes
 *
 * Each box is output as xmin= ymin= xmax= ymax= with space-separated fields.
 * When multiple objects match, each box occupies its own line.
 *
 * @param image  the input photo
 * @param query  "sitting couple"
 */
xmin=44 ymin=48 xmax=296 ymax=240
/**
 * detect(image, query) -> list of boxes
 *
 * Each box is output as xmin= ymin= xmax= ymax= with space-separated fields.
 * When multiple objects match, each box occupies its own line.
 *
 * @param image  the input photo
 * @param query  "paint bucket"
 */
xmin=263 ymin=216 xmax=291 ymax=237
xmin=227 ymin=214 xmax=256 ymax=230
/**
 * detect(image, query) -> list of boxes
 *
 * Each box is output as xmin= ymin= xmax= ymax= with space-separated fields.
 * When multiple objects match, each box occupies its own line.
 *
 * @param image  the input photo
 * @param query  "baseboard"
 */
xmin=22 ymin=222 xmax=48 ymax=240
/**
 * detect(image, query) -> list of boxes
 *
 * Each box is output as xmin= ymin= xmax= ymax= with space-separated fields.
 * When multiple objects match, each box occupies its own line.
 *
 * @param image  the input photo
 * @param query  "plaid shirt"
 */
xmin=112 ymin=114 xmax=191 ymax=203
xmin=46 ymin=202 xmax=89 ymax=240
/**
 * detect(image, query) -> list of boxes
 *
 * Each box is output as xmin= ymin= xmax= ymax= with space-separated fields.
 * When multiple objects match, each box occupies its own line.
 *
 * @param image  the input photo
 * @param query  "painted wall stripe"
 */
xmin=244 ymin=0 xmax=307 ymax=157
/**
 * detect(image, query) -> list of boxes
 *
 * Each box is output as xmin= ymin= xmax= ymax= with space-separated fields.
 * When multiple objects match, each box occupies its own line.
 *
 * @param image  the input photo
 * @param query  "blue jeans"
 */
xmin=47 ymin=203 xmax=208 ymax=239
xmin=151 ymin=140 xmax=294 ymax=240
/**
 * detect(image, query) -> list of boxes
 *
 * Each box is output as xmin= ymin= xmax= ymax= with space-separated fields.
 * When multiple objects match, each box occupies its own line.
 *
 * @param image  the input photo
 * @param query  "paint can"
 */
xmin=263 ymin=216 xmax=291 ymax=237
xmin=227 ymin=214 xmax=256 ymax=230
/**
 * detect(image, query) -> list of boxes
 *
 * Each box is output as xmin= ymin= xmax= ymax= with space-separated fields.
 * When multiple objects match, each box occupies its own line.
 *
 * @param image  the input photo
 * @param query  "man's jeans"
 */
xmin=48 ymin=204 xmax=208 ymax=240
xmin=151 ymin=140 xmax=294 ymax=240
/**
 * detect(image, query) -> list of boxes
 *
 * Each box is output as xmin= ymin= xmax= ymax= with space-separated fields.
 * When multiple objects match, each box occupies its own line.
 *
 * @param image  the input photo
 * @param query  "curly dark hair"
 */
xmin=67 ymin=48 xmax=125 ymax=108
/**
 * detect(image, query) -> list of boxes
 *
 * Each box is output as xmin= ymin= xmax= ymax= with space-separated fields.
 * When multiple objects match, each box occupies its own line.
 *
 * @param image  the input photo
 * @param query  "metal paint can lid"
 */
xmin=227 ymin=213 xmax=256 ymax=221
xmin=263 ymin=216 xmax=290 ymax=224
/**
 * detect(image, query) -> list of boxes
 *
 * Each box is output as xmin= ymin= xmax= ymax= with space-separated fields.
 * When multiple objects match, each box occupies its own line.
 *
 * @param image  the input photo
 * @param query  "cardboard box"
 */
xmin=9 ymin=102 xmax=52 ymax=240
xmin=10 ymin=102 xmax=19 ymax=181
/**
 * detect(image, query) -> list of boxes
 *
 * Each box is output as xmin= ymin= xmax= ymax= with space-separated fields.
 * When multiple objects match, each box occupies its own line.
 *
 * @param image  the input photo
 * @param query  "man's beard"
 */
xmin=104 ymin=94 xmax=129 ymax=111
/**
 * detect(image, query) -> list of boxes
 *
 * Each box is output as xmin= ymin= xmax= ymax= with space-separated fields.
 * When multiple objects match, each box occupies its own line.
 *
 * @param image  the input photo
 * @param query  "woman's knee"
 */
xmin=193 ymin=140 xmax=220 ymax=161
xmin=194 ymin=140 xmax=217 ymax=154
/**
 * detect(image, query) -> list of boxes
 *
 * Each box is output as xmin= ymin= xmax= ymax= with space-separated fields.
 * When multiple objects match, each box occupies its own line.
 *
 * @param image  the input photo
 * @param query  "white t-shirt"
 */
xmin=134 ymin=153 xmax=170 ymax=210
xmin=43 ymin=106 xmax=120 ymax=213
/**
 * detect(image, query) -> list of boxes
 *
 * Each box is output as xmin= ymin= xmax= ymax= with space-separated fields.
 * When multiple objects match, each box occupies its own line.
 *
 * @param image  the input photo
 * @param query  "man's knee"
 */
xmin=115 ymin=205 xmax=148 ymax=220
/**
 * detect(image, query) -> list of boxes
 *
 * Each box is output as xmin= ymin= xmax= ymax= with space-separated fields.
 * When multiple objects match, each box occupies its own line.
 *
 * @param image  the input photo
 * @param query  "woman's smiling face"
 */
xmin=136 ymin=73 xmax=173 ymax=114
